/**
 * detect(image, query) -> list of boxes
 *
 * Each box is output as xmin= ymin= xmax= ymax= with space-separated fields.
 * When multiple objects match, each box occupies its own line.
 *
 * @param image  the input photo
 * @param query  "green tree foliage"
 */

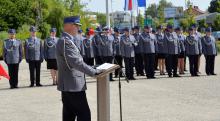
xmin=95 ymin=12 xmax=106 ymax=27
xmin=212 ymin=15 xmax=220 ymax=31
xmin=145 ymin=0 xmax=173 ymax=24
xmin=0 ymin=0 xmax=34 ymax=30
xmin=208 ymin=0 xmax=220 ymax=13
xmin=137 ymin=13 xmax=144 ymax=28
xmin=179 ymin=5 xmax=196 ymax=31
xmin=0 ymin=0 xmax=92 ymax=39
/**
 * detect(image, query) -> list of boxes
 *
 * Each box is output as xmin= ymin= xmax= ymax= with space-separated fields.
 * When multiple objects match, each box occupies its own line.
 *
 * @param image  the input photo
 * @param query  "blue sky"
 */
xmin=82 ymin=0 xmax=211 ymax=13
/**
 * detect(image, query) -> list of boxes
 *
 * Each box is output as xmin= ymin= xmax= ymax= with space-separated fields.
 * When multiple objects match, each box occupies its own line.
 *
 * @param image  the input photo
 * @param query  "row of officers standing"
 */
xmin=83 ymin=24 xmax=217 ymax=80
xmin=3 ymin=24 xmax=218 ymax=89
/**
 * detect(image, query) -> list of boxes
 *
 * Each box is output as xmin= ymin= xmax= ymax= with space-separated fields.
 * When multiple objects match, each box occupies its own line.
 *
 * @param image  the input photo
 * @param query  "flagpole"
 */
xmin=106 ymin=0 xmax=110 ymax=28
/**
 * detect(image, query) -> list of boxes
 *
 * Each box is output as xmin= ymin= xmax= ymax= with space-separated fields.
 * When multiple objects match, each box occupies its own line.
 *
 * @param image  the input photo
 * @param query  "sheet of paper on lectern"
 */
xmin=96 ymin=63 xmax=115 ymax=70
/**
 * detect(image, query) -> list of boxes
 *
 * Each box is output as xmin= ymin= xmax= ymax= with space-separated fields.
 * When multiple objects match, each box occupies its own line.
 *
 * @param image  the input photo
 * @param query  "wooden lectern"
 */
xmin=96 ymin=63 xmax=120 ymax=121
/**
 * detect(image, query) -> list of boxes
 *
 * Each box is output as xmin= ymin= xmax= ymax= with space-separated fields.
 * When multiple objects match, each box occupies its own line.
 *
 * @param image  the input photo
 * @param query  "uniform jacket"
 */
xmin=164 ymin=32 xmax=180 ymax=55
xmin=113 ymin=34 xmax=121 ymax=56
xmin=177 ymin=34 xmax=186 ymax=53
xmin=44 ymin=37 xmax=58 ymax=60
xmin=24 ymin=37 xmax=44 ymax=62
xmin=3 ymin=39 xmax=23 ymax=64
xmin=133 ymin=32 xmax=143 ymax=54
xmin=92 ymin=34 xmax=102 ymax=57
xmin=185 ymin=34 xmax=202 ymax=55
xmin=156 ymin=33 xmax=167 ymax=54
xmin=201 ymin=35 xmax=217 ymax=55
xmin=100 ymin=34 xmax=114 ymax=57
xmin=83 ymin=38 xmax=94 ymax=58
xmin=120 ymin=34 xmax=135 ymax=58
xmin=140 ymin=32 xmax=157 ymax=54
xmin=56 ymin=32 xmax=97 ymax=92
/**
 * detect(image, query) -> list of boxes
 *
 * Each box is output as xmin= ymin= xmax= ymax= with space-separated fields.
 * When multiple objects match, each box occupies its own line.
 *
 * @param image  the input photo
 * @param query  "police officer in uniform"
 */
xmin=175 ymin=27 xmax=186 ymax=75
xmin=201 ymin=27 xmax=217 ymax=75
xmin=92 ymin=27 xmax=103 ymax=65
xmin=120 ymin=27 xmax=136 ymax=80
xmin=83 ymin=31 xmax=94 ymax=66
xmin=133 ymin=26 xmax=144 ymax=76
xmin=140 ymin=25 xmax=157 ymax=79
xmin=156 ymin=25 xmax=167 ymax=75
xmin=101 ymin=27 xmax=114 ymax=81
xmin=44 ymin=28 xmax=58 ymax=85
xmin=56 ymin=16 xmax=103 ymax=121
xmin=185 ymin=27 xmax=202 ymax=76
xmin=164 ymin=25 xmax=180 ymax=77
xmin=192 ymin=24 xmax=202 ymax=73
xmin=113 ymin=27 xmax=123 ymax=78
xmin=24 ymin=26 xmax=44 ymax=87
xmin=3 ymin=29 xmax=23 ymax=89
xmin=76 ymin=29 xmax=85 ymax=57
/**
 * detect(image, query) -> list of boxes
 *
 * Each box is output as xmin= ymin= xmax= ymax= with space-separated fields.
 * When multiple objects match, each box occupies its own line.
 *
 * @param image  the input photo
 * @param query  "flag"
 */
xmin=138 ymin=0 xmax=146 ymax=7
xmin=124 ymin=0 xmax=138 ymax=11
xmin=0 ymin=64 xmax=10 ymax=80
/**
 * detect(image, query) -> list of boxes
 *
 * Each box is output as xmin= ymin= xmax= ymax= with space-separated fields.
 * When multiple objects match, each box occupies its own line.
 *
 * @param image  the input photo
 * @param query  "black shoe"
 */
xmin=29 ymin=84 xmax=34 ymax=87
xmin=168 ymin=74 xmax=172 ymax=78
xmin=194 ymin=74 xmax=200 ymax=77
xmin=211 ymin=73 xmax=217 ymax=75
xmin=173 ymin=74 xmax=181 ymax=77
xmin=147 ymin=76 xmax=156 ymax=79
xmin=130 ymin=77 xmax=136 ymax=80
xmin=10 ymin=86 xmax=15 ymax=89
xmin=36 ymin=84 xmax=43 ymax=87
xmin=110 ymin=79 xmax=115 ymax=81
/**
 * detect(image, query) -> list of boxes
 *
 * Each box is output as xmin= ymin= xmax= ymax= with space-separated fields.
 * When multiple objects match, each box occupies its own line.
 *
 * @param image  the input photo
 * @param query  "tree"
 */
xmin=145 ymin=0 xmax=173 ymax=25
xmin=198 ymin=19 xmax=208 ymax=32
xmin=208 ymin=0 xmax=220 ymax=13
xmin=179 ymin=5 xmax=196 ymax=31
xmin=212 ymin=15 xmax=220 ymax=31
xmin=96 ymin=13 xmax=106 ymax=27
xmin=0 ymin=0 xmax=94 ymax=38
xmin=145 ymin=4 xmax=157 ymax=18
xmin=137 ymin=13 xmax=144 ymax=28
xmin=0 ymin=0 xmax=34 ymax=30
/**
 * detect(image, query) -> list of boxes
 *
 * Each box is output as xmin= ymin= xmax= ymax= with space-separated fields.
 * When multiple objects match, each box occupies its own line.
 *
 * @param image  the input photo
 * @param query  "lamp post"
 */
xmin=106 ymin=0 xmax=110 ymax=28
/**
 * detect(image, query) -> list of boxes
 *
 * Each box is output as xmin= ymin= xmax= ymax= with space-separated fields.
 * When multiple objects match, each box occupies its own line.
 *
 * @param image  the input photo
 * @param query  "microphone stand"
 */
xmin=112 ymin=39 xmax=129 ymax=121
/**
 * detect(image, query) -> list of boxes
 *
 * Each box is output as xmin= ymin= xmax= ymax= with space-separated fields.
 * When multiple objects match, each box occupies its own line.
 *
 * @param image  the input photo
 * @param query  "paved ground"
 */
xmin=0 ymin=56 xmax=220 ymax=121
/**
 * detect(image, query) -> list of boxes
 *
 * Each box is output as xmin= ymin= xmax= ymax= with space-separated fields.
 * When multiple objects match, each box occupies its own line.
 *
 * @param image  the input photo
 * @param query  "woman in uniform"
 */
xmin=44 ymin=28 xmax=58 ymax=85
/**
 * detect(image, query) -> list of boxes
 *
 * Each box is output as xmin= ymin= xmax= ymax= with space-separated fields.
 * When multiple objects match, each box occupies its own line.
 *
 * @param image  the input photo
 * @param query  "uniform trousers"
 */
xmin=166 ymin=54 xmax=178 ymax=76
xmin=83 ymin=58 xmax=94 ymax=66
xmin=188 ymin=55 xmax=199 ymax=76
xmin=124 ymin=57 xmax=134 ymax=79
xmin=103 ymin=56 xmax=113 ymax=80
xmin=62 ymin=91 xmax=91 ymax=121
xmin=7 ymin=64 xmax=19 ymax=88
xmin=28 ymin=60 xmax=41 ymax=85
xmin=114 ymin=55 xmax=123 ymax=77
xmin=205 ymin=55 xmax=215 ymax=75
xmin=143 ymin=53 xmax=155 ymax=78
xmin=95 ymin=56 xmax=103 ymax=65
xmin=135 ymin=53 xmax=144 ymax=75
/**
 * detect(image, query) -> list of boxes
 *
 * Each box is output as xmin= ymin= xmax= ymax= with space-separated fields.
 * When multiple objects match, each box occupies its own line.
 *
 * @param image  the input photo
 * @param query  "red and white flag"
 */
xmin=124 ymin=0 xmax=138 ymax=11
xmin=0 ymin=64 xmax=10 ymax=80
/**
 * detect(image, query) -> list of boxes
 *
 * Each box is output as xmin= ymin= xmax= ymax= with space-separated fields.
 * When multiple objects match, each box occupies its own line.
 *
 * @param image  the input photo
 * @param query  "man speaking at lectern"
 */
xmin=56 ymin=16 xmax=103 ymax=121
